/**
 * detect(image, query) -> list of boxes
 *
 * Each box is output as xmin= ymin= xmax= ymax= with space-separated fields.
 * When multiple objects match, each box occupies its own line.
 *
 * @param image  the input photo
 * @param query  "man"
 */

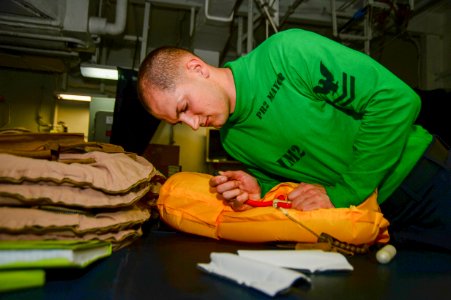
xmin=138 ymin=29 xmax=450 ymax=250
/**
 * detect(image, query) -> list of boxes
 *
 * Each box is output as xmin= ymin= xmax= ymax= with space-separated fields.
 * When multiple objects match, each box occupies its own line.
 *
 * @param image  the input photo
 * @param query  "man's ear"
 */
xmin=186 ymin=58 xmax=209 ymax=78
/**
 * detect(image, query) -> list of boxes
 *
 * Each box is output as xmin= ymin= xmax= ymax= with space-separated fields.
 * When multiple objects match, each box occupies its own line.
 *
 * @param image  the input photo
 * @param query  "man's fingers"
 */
xmin=216 ymin=180 xmax=239 ymax=194
xmin=229 ymin=198 xmax=253 ymax=212
xmin=222 ymin=188 xmax=241 ymax=200
xmin=236 ymin=192 xmax=249 ymax=203
xmin=209 ymin=175 xmax=228 ymax=187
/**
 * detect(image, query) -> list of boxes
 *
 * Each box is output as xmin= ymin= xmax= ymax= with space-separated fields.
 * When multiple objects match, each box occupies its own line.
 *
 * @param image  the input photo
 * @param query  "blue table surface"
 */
xmin=2 ymin=228 xmax=451 ymax=300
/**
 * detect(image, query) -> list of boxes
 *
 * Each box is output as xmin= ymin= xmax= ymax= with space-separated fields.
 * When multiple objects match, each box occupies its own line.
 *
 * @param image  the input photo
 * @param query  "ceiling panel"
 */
xmin=0 ymin=0 xmax=448 ymax=75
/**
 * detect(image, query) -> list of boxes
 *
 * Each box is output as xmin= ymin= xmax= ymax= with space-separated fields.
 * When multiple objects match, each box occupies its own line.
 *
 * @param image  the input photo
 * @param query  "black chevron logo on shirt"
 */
xmin=313 ymin=62 xmax=356 ymax=106
xmin=313 ymin=62 xmax=338 ymax=94
xmin=334 ymin=72 xmax=355 ymax=106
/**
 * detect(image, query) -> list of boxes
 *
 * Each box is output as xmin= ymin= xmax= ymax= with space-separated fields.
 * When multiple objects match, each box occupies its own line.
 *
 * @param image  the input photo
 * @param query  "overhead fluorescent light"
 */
xmin=57 ymin=93 xmax=92 ymax=102
xmin=80 ymin=63 xmax=119 ymax=80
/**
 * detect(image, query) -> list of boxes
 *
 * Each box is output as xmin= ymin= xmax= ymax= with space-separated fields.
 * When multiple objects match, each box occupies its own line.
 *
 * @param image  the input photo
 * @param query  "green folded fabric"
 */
xmin=0 ymin=269 xmax=45 ymax=292
xmin=0 ymin=240 xmax=112 ymax=269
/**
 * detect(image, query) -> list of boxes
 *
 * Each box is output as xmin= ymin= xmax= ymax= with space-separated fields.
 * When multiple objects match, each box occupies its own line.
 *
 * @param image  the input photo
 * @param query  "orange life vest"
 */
xmin=157 ymin=172 xmax=389 ymax=245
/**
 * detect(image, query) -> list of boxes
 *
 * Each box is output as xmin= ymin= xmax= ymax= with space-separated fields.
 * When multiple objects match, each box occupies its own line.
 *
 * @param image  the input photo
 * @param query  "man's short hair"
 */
xmin=137 ymin=47 xmax=193 ymax=103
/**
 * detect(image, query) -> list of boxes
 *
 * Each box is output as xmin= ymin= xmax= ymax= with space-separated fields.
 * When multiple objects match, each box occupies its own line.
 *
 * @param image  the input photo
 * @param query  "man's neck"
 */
xmin=222 ymin=67 xmax=236 ymax=113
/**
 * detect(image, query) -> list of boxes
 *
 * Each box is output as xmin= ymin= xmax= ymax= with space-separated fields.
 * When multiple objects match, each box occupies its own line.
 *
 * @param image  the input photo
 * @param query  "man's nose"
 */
xmin=180 ymin=114 xmax=199 ymax=130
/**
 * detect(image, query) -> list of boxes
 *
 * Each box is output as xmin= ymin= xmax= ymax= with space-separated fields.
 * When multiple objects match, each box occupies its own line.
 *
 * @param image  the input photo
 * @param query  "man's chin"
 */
xmin=212 ymin=120 xmax=225 ymax=129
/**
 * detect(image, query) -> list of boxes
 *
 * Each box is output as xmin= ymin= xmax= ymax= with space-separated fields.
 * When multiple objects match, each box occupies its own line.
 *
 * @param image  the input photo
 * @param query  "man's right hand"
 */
xmin=209 ymin=170 xmax=261 ymax=211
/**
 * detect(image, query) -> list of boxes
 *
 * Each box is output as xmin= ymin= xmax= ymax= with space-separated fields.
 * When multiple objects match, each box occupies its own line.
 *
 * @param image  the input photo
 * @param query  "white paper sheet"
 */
xmin=197 ymin=252 xmax=310 ymax=297
xmin=237 ymin=250 xmax=353 ymax=272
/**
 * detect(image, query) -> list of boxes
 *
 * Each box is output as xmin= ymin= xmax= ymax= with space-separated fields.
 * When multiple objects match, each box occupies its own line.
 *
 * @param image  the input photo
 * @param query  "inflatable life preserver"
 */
xmin=157 ymin=172 xmax=390 ymax=245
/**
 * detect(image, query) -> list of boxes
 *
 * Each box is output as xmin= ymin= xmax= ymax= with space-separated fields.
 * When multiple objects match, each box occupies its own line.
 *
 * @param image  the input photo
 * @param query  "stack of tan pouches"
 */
xmin=0 ymin=130 xmax=165 ymax=250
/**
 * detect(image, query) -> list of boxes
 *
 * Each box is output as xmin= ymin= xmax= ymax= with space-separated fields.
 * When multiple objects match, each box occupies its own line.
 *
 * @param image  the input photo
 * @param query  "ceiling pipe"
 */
xmin=140 ymin=1 xmax=151 ymax=64
xmin=89 ymin=0 xmax=128 ymax=35
xmin=255 ymin=0 xmax=278 ymax=33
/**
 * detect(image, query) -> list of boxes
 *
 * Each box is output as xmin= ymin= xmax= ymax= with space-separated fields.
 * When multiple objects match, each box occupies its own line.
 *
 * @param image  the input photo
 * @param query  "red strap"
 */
xmin=245 ymin=194 xmax=292 ymax=208
xmin=245 ymin=200 xmax=272 ymax=207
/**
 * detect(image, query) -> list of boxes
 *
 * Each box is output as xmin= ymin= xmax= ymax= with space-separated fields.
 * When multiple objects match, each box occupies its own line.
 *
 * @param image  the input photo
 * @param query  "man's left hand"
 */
xmin=288 ymin=183 xmax=334 ymax=211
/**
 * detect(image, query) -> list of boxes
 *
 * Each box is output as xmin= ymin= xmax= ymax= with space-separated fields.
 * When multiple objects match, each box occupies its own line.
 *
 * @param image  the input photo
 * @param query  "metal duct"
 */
xmin=191 ymin=0 xmax=239 ymax=53
xmin=89 ymin=0 xmax=128 ymax=35
xmin=0 ymin=0 xmax=93 ymax=53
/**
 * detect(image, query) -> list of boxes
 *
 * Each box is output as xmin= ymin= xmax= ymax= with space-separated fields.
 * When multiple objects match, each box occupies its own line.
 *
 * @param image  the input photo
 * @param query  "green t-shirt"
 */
xmin=222 ymin=28 xmax=431 ymax=207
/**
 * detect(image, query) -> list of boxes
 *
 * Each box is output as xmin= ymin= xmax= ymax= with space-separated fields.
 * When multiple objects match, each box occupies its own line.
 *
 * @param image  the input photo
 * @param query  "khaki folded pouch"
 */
xmin=0 ymin=151 xmax=158 ymax=194
xmin=0 ymin=182 xmax=151 ymax=209
xmin=0 ymin=148 xmax=165 ymax=252
xmin=0 ymin=205 xmax=150 ymax=235
xmin=0 ymin=132 xmax=85 ymax=152
xmin=0 ymin=229 xmax=143 ymax=251
xmin=0 ymin=228 xmax=141 ymax=243
xmin=0 ymin=203 xmax=150 ymax=251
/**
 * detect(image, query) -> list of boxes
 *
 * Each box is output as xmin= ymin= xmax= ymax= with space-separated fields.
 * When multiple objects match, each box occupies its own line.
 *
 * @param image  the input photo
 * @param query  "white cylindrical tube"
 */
xmin=376 ymin=244 xmax=397 ymax=264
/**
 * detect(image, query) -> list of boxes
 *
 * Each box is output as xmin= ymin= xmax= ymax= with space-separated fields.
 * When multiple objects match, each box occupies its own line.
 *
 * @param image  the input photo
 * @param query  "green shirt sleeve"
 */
xmin=245 ymin=166 xmax=287 ymax=197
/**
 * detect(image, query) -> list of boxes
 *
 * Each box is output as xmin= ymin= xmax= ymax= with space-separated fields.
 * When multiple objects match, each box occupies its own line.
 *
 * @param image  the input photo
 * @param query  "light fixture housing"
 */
xmin=80 ymin=63 xmax=119 ymax=80
xmin=56 ymin=93 xmax=92 ymax=102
